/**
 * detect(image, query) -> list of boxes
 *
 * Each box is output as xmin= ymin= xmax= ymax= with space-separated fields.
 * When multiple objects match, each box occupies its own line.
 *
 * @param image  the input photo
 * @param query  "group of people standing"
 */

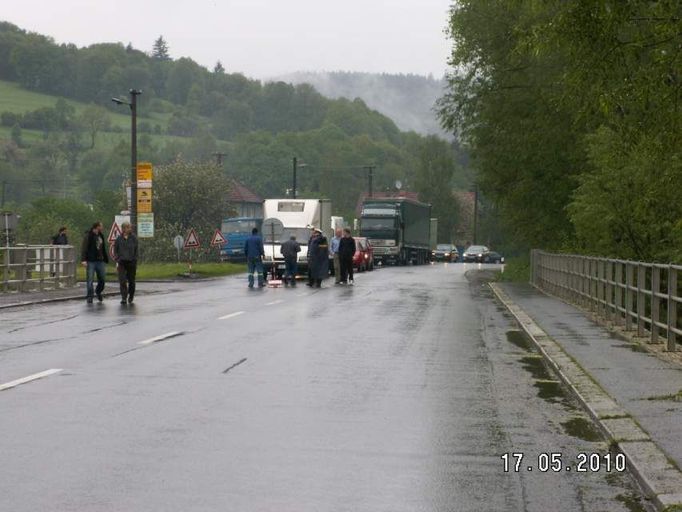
xmin=78 ymin=222 xmax=138 ymax=304
xmin=243 ymin=225 xmax=356 ymax=289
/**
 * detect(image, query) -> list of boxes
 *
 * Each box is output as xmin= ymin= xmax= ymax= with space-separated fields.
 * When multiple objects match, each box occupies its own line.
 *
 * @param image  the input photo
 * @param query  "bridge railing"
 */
xmin=530 ymin=250 xmax=680 ymax=351
xmin=1 ymin=245 xmax=78 ymax=293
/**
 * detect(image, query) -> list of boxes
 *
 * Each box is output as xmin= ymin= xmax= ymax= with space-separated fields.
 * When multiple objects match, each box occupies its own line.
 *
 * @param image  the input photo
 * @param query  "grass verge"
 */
xmin=496 ymin=256 xmax=530 ymax=282
xmin=77 ymin=262 xmax=245 ymax=281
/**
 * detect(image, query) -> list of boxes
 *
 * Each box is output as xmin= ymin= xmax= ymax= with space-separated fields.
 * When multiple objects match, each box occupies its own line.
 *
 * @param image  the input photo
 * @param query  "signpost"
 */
xmin=210 ymin=229 xmax=226 ymax=247
xmin=262 ymin=217 xmax=284 ymax=286
xmin=173 ymin=235 xmax=184 ymax=262
xmin=136 ymin=163 xmax=153 ymax=234
xmin=183 ymin=228 xmax=201 ymax=274
xmin=138 ymin=213 xmax=154 ymax=239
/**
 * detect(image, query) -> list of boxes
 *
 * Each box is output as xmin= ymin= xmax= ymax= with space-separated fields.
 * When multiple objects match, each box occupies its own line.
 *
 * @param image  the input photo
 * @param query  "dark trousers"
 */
xmin=340 ymin=256 xmax=354 ymax=282
xmin=117 ymin=260 xmax=137 ymax=300
xmin=284 ymin=258 xmax=297 ymax=285
xmin=86 ymin=261 xmax=106 ymax=298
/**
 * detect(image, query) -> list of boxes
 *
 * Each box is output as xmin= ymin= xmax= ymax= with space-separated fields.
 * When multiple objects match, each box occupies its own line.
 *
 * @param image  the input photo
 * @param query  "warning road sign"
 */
xmin=210 ymin=229 xmax=227 ymax=247
xmin=108 ymin=223 xmax=122 ymax=243
xmin=184 ymin=228 xmax=201 ymax=249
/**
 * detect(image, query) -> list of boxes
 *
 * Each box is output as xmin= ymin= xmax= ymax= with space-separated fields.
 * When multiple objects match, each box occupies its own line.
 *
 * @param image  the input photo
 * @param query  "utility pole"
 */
xmin=473 ymin=183 xmax=478 ymax=245
xmin=1 ymin=181 xmax=6 ymax=209
xmin=292 ymin=157 xmax=298 ymax=199
xmin=130 ymin=89 xmax=140 ymax=235
xmin=364 ymin=166 xmax=375 ymax=197
xmin=112 ymin=89 xmax=142 ymax=235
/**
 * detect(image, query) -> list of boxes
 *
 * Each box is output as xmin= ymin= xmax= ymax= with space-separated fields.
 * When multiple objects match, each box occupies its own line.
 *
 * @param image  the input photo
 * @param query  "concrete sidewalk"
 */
xmin=495 ymin=282 xmax=682 ymax=510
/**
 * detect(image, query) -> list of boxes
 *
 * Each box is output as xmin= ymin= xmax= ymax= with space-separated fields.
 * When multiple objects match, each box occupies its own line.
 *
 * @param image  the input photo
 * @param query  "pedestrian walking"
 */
xmin=330 ymin=228 xmax=342 ymax=284
xmin=280 ymin=235 xmax=301 ymax=286
xmin=338 ymin=227 xmax=356 ymax=285
xmin=113 ymin=222 xmax=138 ymax=305
xmin=308 ymin=228 xmax=329 ymax=288
xmin=244 ymin=227 xmax=265 ymax=288
xmin=51 ymin=226 xmax=68 ymax=245
xmin=80 ymin=221 xmax=108 ymax=304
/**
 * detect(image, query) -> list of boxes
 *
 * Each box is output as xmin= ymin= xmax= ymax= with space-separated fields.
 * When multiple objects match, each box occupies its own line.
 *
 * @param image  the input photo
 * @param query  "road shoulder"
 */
xmin=491 ymin=282 xmax=682 ymax=512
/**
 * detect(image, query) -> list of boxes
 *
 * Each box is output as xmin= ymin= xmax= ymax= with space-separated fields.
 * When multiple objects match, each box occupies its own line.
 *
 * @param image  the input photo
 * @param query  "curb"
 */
xmin=490 ymin=282 xmax=682 ymax=512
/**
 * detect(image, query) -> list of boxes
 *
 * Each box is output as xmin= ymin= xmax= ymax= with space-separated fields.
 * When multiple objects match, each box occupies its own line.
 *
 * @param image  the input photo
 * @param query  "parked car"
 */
xmin=462 ymin=245 xmax=490 ymax=263
xmin=353 ymin=237 xmax=374 ymax=271
xmin=486 ymin=251 xmax=505 ymax=264
xmin=432 ymin=243 xmax=458 ymax=262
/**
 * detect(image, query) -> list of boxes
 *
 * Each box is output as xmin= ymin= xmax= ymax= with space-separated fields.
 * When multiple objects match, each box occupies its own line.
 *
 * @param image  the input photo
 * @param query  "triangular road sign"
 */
xmin=210 ymin=229 xmax=227 ymax=247
xmin=184 ymin=228 xmax=201 ymax=249
xmin=108 ymin=222 xmax=122 ymax=243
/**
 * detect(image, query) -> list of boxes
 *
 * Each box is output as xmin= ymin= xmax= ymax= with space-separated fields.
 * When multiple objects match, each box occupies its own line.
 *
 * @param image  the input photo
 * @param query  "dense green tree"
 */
xmin=151 ymin=36 xmax=170 ymax=61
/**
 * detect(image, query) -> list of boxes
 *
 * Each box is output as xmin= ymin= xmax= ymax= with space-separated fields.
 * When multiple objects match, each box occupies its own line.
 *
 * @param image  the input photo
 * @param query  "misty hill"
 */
xmin=276 ymin=71 xmax=449 ymax=137
xmin=0 ymin=21 xmax=468 ymax=220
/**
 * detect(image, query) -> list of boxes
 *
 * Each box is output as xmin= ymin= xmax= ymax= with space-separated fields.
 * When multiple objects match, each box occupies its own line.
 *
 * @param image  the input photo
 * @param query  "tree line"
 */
xmin=439 ymin=1 xmax=681 ymax=262
xmin=0 ymin=23 xmax=466 ymax=247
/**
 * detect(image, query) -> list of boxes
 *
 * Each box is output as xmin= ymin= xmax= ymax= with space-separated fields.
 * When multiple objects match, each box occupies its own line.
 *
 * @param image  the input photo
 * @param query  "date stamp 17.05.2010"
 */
xmin=501 ymin=452 xmax=627 ymax=473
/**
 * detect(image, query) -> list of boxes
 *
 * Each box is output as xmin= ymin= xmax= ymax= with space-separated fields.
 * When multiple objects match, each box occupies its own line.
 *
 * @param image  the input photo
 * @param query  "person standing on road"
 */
xmin=330 ymin=228 xmax=342 ymax=284
xmin=244 ymin=227 xmax=265 ymax=288
xmin=308 ymin=228 xmax=329 ymax=288
xmin=51 ymin=226 xmax=68 ymax=245
xmin=338 ymin=227 xmax=356 ymax=285
xmin=280 ymin=235 xmax=301 ymax=286
xmin=80 ymin=222 xmax=108 ymax=304
xmin=113 ymin=222 xmax=138 ymax=305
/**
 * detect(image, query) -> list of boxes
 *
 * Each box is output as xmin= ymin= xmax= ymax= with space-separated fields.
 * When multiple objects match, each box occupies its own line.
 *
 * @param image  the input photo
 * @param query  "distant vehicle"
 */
xmin=353 ymin=237 xmax=374 ymax=271
xmin=220 ymin=217 xmax=262 ymax=262
xmin=360 ymin=198 xmax=432 ymax=265
xmin=462 ymin=245 xmax=490 ymax=263
xmin=487 ymin=251 xmax=505 ymax=264
xmin=261 ymin=198 xmax=332 ymax=279
xmin=432 ymin=243 xmax=458 ymax=262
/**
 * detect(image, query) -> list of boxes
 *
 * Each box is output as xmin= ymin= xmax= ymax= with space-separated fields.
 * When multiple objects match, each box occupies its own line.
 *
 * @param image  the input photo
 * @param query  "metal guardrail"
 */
xmin=530 ymin=250 xmax=680 ymax=351
xmin=1 ymin=245 xmax=77 ymax=293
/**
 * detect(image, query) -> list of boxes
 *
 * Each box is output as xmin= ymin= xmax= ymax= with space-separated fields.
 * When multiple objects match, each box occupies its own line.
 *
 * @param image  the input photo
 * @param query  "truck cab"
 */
xmin=220 ymin=217 xmax=262 ymax=262
xmin=359 ymin=198 xmax=431 ymax=265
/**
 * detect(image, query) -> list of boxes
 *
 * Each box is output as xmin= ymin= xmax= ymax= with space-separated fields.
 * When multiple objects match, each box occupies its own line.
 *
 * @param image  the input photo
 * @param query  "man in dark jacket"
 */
xmin=244 ymin=227 xmax=265 ymax=288
xmin=308 ymin=229 xmax=329 ymax=288
xmin=81 ymin=221 xmax=108 ymax=303
xmin=113 ymin=222 xmax=138 ymax=305
xmin=338 ymin=227 xmax=356 ymax=285
xmin=280 ymin=235 xmax=301 ymax=286
xmin=51 ymin=226 xmax=68 ymax=245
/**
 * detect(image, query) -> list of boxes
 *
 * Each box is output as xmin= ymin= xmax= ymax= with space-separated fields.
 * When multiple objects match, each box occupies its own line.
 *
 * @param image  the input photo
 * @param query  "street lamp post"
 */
xmin=292 ymin=157 xmax=307 ymax=199
xmin=112 ymin=89 xmax=142 ymax=235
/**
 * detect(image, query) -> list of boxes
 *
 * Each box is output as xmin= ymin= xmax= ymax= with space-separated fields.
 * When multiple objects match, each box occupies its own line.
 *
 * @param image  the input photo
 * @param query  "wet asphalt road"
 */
xmin=0 ymin=264 xmax=648 ymax=511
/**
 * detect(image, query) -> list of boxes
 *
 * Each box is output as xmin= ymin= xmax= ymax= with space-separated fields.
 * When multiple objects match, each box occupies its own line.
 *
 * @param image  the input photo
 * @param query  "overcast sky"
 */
xmin=3 ymin=0 xmax=453 ymax=79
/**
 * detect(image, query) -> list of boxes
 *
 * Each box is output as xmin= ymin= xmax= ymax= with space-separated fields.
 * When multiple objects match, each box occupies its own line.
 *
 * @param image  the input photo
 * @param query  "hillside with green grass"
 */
xmin=0 ymin=21 xmax=467 ymax=250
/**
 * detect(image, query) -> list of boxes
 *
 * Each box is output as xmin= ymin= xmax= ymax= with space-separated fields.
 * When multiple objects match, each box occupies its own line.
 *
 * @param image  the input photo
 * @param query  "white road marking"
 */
xmin=265 ymin=300 xmax=283 ymax=306
xmin=218 ymin=311 xmax=245 ymax=320
xmin=138 ymin=331 xmax=183 ymax=345
xmin=0 ymin=368 xmax=63 ymax=392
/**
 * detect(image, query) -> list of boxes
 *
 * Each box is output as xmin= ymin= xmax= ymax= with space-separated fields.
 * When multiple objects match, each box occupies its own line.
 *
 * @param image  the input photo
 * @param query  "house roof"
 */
xmin=228 ymin=180 xmax=263 ymax=204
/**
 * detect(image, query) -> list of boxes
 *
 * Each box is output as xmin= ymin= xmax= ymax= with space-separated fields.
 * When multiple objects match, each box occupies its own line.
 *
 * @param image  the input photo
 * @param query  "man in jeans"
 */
xmin=330 ymin=228 xmax=342 ymax=284
xmin=80 ymin=221 xmax=108 ymax=303
xmin=113 ymin=222 xmax=138 ymax=305
xmin=244 ymin=227 xmax=265 ymax=288
xmin=280 ymin=235 xmax=301 ymax=286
